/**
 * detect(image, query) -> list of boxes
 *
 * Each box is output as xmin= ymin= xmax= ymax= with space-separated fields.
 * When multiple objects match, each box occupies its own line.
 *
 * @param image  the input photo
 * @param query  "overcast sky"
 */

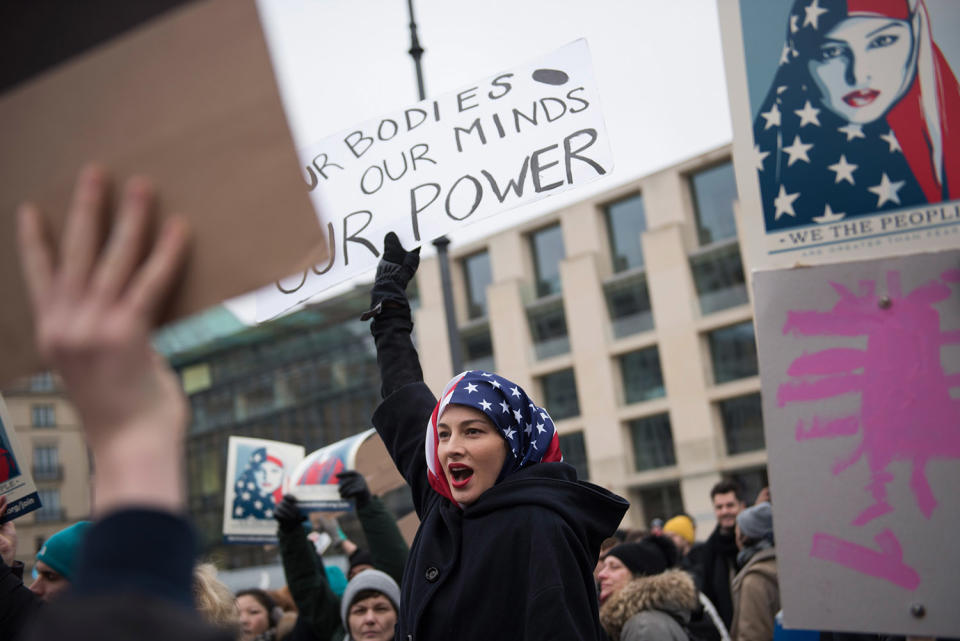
xmin=232 ymin=0 xmax=733 ymax=319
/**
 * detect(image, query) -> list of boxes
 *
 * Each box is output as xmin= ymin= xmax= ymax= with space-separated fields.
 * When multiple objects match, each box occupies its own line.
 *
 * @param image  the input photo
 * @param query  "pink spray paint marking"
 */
xmin=780 ymin=269 xmax=960 ymax=589
xmin=810 ymin=529 xmax=920 ymax=590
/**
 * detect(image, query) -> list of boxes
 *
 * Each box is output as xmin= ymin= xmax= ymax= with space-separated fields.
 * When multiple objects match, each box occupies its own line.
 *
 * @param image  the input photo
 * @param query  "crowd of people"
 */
xmin=0 ymin=166 xmax=922 ymax=641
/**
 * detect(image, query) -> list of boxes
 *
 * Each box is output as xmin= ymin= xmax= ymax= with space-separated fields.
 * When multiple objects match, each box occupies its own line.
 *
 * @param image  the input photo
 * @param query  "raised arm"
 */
xmin=365 ymin=233 xmax=437 ymax=514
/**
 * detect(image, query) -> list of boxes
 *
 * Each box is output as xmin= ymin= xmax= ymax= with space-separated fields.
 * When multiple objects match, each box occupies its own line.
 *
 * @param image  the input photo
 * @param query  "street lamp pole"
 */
xmin=405 ymin=0 xmax=464 ymax=374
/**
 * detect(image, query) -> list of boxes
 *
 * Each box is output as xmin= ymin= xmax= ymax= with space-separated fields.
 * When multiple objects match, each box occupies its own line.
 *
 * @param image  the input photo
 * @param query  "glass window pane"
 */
xmin=558 ymin=431 xmax=590 ymax=480
xmin=691 ymin=161 xmax=738 ymax=246
xmin=462 ymin=251 xmax=492 ymax=319
xmin=31 ymin=404 xmax=55 ymax=428
xmin=636 ymin=482 xmax=684 ymax=525
xmin=628 ymin=413 xmax=677 ymax=471
xmin=720 ymin=393 xmax=766 ymax=454
xmin=530 ymin=224 xmax=565 ymax=297
xmin=462 ymin=325 xmax=495 ymax=372
xmin=540 ymin=369 xmax=579 ymax=421
xmin=729 ymin=467 xmax=769 ymax=506
xmin=527 ymin=301 xmax=569 ymax=360
xmin=709 ymin=322 xmax=759 ymax=384
xmin=604 ymin=274 xmax=654 ymax=338
xmin=690 ymin=241 xmax=748 ymax=314
xmin=605 ymin=194 xmax=647 ymax=272
xmin=620 ymin=347 xmax=665 ymax=403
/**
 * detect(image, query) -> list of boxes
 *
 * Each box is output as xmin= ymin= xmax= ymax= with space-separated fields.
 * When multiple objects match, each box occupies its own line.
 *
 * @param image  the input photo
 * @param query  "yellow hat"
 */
xmin=663 ymin=515 xmax=695 ymax=545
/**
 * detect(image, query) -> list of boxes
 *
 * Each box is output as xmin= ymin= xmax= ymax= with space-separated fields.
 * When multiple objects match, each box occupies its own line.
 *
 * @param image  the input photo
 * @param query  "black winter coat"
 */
xmin=688 ymin=526 xmax=738 ymax=629
xmin=373 ymin=381 xmax=628 ymax=641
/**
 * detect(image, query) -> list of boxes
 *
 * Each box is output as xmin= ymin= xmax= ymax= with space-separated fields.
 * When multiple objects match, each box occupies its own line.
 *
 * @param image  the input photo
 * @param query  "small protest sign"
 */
xmin=256 ymin=38 xmax=613 ymax=320
xmin=0 ymin=394 xmax=42 ymax=523
xmin=287 ymin=429 xmax=374 ymax=510
xmin=754 ymin=249 xmax=960 ymax=636
xmin=222 ymin=436 xmax=305 ymax=544
xmin=718 ymin=0 xmax=960 ymax=270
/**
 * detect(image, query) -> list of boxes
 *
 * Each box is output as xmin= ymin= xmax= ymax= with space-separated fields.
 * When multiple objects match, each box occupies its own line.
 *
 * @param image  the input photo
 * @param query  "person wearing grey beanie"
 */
xmin=731 ymin=502 xmax=779 ymax=641
xmin=340 ymin=569 xmax=400 ymax=641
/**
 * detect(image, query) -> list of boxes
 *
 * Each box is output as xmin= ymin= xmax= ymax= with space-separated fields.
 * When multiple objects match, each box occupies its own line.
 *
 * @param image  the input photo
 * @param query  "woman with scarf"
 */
xmin=753 ymin=0 xmax=960 ymax=230
xmin=232 ymin=447 xmax=285 ymax=520
xmin=363 ymin=233 xmax=628 ymax=641
xmin=730 ymin=503 xmax=778 ymax=641
xmin=597 ymin=537 xmax=699 ymax=641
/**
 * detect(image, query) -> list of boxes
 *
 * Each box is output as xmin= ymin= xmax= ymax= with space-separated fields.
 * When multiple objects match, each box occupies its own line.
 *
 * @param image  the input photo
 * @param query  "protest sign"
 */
xmin=223 ymin=430 xmax=408 ymax=543
xmin=223 ymin=436 xmax=305 ymax=544
xmin=256 ymin=38 xmax=613 ymax=320
xmin=754 ymin=249 xmax=960 ymax=636
xmin=718 ymin=0 xmax=960 ymax=271
xmin=0 ymin=394 xmax=42 ymax=523
xmin=0 ymin=0 xmax=326 ymax=385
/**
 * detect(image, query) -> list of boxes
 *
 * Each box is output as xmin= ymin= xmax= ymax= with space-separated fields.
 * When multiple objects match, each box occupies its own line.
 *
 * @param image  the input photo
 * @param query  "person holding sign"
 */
xmin=364 ymin=233 xmax=628 ymax=641
xmin=753 ymin=0 xmax=960 ymax=230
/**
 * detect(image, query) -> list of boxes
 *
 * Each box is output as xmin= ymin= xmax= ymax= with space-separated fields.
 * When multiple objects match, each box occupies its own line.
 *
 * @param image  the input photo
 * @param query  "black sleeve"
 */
xmin=74 ymin=509 xmax=196 ymax=608
xmin=370 ymin=303 xmax=424 ymax=399
xmin=0 ymin=556 xmax=42 ymax=641
xmin=277 ymin=524 xmax=344 ymax=641
xmin=372 ymin=382 xmax=438 ymax=519
xmin=357 ymin=495 xmax=409 ymax=586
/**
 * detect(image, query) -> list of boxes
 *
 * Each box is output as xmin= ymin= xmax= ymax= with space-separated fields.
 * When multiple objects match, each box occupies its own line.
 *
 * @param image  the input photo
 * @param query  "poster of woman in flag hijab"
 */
xmin=721 ymin=0 xmax=960 ymax=268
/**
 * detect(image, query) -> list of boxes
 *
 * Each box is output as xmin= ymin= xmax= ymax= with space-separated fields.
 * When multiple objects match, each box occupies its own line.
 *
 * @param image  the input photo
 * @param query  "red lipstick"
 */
xmin=843 ymin=89 xmax=879 ymax=107
xmin=447 ymin=463 xmax=474 ymax=489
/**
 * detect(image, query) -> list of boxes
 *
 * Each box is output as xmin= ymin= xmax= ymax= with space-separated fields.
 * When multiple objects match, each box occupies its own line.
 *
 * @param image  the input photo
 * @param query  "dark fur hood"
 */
xmin=600 ymin=569 xmax=698 ymax=640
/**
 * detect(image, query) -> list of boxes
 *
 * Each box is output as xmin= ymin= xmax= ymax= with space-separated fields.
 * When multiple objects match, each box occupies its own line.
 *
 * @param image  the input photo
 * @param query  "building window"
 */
xmin=462 ymin=251 xmax=493 ymax=319
xmin=691 ymin=161 xmax=738 ymax=246
xmin=708 ymin=321 xmax=759 ymax=384
xmin=729 ymin=467 xmax=770 ymax=506
xmin=559 ymin=431 xmax=590 ymax=480
xmin=720 ymin=393 xmax=765 ymax=455
xmin=690 ymin=240 xmax=749 ymax=314
xmin=33 ymin=445 xmax=60 ymax=481
xmin=620 ymin=347 xmax=665 ymax=403
xmin=529 ymin=224 xmax=565 ymax=298
xmin=605 ymin=193 xmax=647 ymax=272
xmin=527 ymin=300 xmax=570 ymax=360
xmin=635 ymin=482 xmax=685 ymax=525
xmin=628 ymin=413 xmax=676 ymax=471
xmin=36 ymin=489 xmax=62 ymax=522
xmin=29 ymin=372 xmax=55 ymax=392
xmin=539 ymin=369 xmax=579 ymax=421
xmin=31 ymin=404 xmax=56 ymax=428
xmin=461 ymin=324 xmax=495 ymax=372
xmin=604 ymin=273 xmax=654 ymax=338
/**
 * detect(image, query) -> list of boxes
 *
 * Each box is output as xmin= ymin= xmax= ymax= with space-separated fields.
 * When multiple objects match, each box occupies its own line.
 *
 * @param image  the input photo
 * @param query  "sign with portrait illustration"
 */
xmin=0 ymin=394 xmax=41 ymax=523
xmin=255 ymin=38 xmax=613 ymax=321
xmin=753 ymin=249 xmax=960 ymax=636
xmin=222 ymin=436 xmax=305 ymax=543
xmin=719 ymin=0 xmax=960 ymax=271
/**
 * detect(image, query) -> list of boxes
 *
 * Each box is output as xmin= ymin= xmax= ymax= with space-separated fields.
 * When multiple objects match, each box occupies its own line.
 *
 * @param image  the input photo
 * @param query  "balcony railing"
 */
xmin=32 ymin=464 xmax=64 ymax=482
xmin=689 ymin=239 xmax=749 ymax=315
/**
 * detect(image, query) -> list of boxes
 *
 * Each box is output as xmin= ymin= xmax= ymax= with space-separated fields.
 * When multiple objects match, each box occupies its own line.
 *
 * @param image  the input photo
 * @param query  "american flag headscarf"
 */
xmin=425 ymin=370 xmax=563 ymax=505
xmin=753 ymin=0 xmax=960 ymax=231
xmin=231 ymin=447 xmax=285 ymax=519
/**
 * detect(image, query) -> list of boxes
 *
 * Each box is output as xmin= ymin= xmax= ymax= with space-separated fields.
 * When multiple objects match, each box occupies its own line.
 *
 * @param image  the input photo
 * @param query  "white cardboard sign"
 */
xmin=256 ymin=39 xmax=612 ymax=320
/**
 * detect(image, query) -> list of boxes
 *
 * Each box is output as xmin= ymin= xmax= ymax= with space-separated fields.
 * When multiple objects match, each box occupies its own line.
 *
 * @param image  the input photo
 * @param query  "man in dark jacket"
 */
xmin=689 ymin=480 xmax=745 ymax=630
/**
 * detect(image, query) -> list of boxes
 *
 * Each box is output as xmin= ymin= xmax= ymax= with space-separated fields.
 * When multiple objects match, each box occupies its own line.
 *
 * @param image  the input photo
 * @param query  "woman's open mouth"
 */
xmin=843 ymin=89 xmax=879 ymax=107
xmin=448 ymin=463 xmax=474 ymax=488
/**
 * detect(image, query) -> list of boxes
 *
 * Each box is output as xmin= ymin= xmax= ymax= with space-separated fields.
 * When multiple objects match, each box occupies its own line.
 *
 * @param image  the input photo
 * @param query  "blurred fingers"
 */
xmin=125 ymin=216 xmax=190 ymax=320
xmin=89 ymin=177 xmax=154 ymax=303
xmin=60 ymin=165 xmax=110 ymax=295
xmin=17 ymin=203 xmax=55 ymax=314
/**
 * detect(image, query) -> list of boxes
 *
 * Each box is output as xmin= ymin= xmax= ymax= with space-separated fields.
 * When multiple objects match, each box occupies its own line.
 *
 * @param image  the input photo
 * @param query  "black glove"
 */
xmin=274 ymin=494 xmax=307 ymax=533
xmin=337 ymin=470 xmax=371 ymax=508
xmin=361 ymin=232 xmax=420 ymax=320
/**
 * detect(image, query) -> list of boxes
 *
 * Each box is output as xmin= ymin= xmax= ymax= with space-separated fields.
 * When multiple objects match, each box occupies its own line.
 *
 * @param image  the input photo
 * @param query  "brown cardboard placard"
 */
xmin=0 ymin=0 xmax=327 ymax=384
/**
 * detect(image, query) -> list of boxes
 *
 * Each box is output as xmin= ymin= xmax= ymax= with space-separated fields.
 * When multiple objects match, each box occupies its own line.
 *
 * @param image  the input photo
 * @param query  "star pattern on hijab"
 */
xmin=425 ymin=370 xmax=563 ymax=505
xmin=232 ymin=447 xmax=279 ymax=520
xmin=753 ymin=0 xmax=930 ymax=231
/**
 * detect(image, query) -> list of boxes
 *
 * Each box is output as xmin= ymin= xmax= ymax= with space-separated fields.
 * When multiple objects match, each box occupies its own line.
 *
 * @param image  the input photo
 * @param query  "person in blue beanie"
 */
xmin=31 ymin=520 xmax=92 ymax=601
